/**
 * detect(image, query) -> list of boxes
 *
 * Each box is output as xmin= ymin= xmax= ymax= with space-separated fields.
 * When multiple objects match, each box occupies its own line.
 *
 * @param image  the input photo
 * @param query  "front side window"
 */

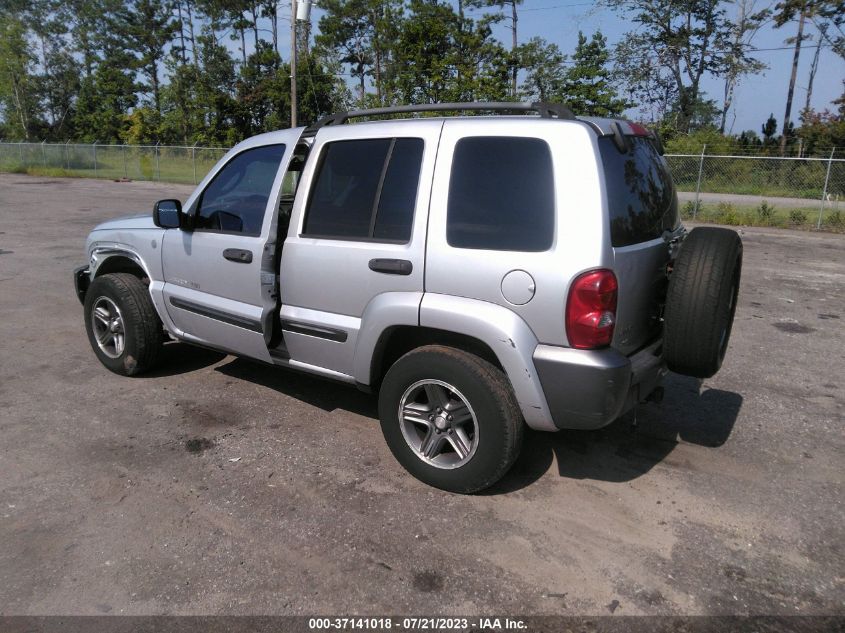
xmin=195 ymin=144 xmax=286 ymax=236
xmin=303 ymin=138 xmax=424 ymax=242
xmin=447 ymin=136 xmax=555 ymax=252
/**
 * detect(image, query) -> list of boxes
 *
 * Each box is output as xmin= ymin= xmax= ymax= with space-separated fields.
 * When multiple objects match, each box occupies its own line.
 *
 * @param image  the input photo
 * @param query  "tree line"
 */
xmin=0 ymin=0 xmax=842 ymax=154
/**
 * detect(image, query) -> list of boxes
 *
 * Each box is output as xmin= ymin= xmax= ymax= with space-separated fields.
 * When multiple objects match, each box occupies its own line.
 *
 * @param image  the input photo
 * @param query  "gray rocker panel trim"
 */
xmin=168 ymin=297 xmax=263 ymax=333
xmin=281 ymin=320 xmax=348 ymax=343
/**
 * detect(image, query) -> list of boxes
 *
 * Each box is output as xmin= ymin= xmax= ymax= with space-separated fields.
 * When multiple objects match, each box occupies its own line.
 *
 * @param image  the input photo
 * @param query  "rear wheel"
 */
xmin=663 ymin=227 xmax=742 ymax=378
xmin=378 ymin=345 xmax=523 ymax=494
xmin=84 ymin=273 xmax=164 ymax=376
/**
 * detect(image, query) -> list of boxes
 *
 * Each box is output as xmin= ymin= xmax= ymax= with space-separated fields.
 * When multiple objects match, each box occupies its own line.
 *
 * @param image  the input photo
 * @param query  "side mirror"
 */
xmin=153 ymin=199 xmax=183 ymax=229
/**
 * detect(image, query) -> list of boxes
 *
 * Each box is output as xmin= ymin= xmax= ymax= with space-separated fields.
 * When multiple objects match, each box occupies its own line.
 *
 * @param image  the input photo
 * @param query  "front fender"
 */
xmin=419 ymin=294 xmax=556 ymax=431
xmin=84 ymin=231 xmax=182 ymax=337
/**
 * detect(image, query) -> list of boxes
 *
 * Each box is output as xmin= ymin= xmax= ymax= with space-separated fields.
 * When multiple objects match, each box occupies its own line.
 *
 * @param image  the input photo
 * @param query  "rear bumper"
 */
xmin=73 ymin=265 xmax=90 ymax=304
xmin=533 ymin=339 xmax=666 ymax=430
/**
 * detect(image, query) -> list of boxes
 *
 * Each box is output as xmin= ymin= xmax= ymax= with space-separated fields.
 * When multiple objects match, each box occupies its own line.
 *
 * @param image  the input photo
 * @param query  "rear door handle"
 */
xmin=223 ymin=248 xmax=253 ymax=264
xmin=368 ymin=258 xmax=413 ymax=275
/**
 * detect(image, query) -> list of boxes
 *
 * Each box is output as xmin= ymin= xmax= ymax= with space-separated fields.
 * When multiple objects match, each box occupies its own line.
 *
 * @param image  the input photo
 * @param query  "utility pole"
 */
xmin=291 ymin=0 xmax=298 ymax=128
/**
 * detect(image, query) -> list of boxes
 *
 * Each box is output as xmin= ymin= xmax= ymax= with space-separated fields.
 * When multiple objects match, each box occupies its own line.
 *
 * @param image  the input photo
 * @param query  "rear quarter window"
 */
xmin=599 ymin=137 xmax=679 ymax=247
xmin=447 ymin=136 xmax=555 ymax=252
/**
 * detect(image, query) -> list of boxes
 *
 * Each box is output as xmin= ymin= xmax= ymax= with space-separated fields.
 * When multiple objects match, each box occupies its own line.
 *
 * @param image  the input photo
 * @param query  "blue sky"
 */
xmin=278 ymin=0 xmax=845 ymax=134
xmin=485 ymin=0 xmax=845 ymax=134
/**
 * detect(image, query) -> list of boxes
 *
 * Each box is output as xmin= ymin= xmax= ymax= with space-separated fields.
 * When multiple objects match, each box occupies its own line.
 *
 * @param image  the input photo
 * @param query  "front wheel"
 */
xmin=83 ymin=273 xmax=164 ymax=376
xmin=378 ymin=345 xmax=523 ymax=494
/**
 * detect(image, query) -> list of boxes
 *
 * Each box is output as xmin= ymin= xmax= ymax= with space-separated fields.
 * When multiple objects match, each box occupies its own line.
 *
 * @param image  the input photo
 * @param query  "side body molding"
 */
xmin=419 ymin=294 xmax=556 ymax=431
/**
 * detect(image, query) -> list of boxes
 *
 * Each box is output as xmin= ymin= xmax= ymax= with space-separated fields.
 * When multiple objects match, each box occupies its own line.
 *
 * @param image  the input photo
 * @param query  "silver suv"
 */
xmin=74 ymin=102 xmax=742 ymax=493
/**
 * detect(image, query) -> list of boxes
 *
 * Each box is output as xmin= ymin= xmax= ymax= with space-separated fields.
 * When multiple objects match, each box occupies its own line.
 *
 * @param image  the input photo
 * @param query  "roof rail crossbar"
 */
xmin=304 ymin=101 xmax=576 ymax=135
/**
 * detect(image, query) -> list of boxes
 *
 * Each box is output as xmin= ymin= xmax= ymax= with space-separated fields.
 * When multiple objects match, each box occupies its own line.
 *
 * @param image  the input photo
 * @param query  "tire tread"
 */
xmin=664 ymin=227 xmax=742 ymax=378
xmin=84 ymin=273 xmax=163 ymax=376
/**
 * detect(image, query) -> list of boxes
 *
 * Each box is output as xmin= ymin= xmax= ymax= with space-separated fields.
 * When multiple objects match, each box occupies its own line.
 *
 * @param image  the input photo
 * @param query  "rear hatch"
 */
xmin=598 ymin=133 xmax=679 ymax=356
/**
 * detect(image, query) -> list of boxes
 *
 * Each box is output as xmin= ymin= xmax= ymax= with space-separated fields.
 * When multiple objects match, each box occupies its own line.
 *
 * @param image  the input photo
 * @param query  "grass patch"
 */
xmin=0 ymin=146 xmax=226 ymax=185
xmin=680 ymin=200 xmax=844 ymax=232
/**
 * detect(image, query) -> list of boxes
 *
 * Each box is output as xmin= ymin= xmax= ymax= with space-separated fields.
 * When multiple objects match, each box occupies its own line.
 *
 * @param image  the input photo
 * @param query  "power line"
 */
xmin=465 ymin=1 xmax=597 ymax=11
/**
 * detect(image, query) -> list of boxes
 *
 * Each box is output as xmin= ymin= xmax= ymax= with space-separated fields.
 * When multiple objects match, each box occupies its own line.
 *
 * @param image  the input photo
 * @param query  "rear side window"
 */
xmin=447 ymin=136 xmax=555 ymax=252
xmin=303 ymin=138 xmax=424 ymax=241
xmin=599 ymin=137 xmax=679 ymax=247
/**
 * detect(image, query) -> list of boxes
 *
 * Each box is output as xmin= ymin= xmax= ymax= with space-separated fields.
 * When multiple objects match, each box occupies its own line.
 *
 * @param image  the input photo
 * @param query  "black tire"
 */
xmin=664 ymin=227 xmax=742 ymax=378
xmin=378 ymin=345 xmax=523 ymax=494
xmin=83 ymin=273 xmax=164 ymax=376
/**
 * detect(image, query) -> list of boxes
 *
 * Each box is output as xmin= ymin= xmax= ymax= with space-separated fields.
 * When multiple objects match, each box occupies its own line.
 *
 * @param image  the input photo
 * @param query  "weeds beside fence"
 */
xmin=1 ymin=141 xmax=843 ymax=231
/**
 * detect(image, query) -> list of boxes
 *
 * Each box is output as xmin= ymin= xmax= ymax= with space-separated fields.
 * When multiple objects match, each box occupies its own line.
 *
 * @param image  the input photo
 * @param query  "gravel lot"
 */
xmin=0 ymin=174 xmax=843 ymax=617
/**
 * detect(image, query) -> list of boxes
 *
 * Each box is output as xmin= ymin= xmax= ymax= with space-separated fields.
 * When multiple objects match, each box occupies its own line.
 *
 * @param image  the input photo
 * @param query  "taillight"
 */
xmin=565 ymin=269 xmax=618 ymax=349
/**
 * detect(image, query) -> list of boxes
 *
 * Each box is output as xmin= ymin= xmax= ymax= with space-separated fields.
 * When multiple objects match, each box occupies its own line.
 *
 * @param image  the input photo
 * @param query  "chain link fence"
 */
xmin=1 ymin=141 xmax=843 ymax=230
xmin=665 ymin=149 xmax=843 ymax=230
xmin=0 ymin=142 xmax=229 ymax=185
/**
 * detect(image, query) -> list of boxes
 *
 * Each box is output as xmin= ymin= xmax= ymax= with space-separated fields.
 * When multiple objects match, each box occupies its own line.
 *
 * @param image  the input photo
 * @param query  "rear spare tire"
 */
xmin=663 ymin=227 xmax=742 ymax=378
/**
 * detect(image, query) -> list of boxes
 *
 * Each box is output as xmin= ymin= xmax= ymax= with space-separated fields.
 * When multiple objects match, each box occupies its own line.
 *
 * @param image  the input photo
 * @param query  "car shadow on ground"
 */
xmin=212 ymin=356 xmax=742 ymax=494
xmin=214 ymin=357 xmax=378 ymax=419
xmin=138 ymin=342 xmax=227 ymax=378
xmin=486 ymin=373 xmax=743 ymax=494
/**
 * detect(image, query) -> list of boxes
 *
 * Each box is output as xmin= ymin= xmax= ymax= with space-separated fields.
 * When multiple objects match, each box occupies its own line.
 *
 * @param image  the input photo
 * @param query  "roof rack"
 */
xmin=304 ymin=101 xmax=576 ymax=135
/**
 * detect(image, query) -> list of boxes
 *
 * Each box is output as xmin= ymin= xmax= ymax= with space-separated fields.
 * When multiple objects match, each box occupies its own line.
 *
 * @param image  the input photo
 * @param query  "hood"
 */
xmin=92 ymin=213 xmax=157 ymax=231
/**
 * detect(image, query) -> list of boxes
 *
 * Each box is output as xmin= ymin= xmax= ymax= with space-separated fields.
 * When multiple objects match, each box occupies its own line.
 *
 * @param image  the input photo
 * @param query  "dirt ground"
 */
xmin=0 ymin=174 xmax=842 ymax=616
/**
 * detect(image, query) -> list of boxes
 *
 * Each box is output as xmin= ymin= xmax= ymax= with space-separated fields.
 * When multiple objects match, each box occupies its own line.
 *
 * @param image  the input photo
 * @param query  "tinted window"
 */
xmin=447 ymin=137 xmax=555 ymax=252
xmin=196 ymin=144 xmax=285 ymax=235
xmin=304 ymin=139 xmax=390 ymax=238
xmin=304 ymin=138 xmax=423 ymax=241
xmin=599 ymin=137 xmax=679 ymax=247
xmin=373 ymin=139 xmax=424 ymax=241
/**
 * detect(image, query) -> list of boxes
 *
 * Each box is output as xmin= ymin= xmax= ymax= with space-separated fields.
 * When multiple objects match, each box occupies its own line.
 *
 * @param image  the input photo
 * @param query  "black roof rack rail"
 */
xmin=303 ymin=101 xmax=576 ymax=136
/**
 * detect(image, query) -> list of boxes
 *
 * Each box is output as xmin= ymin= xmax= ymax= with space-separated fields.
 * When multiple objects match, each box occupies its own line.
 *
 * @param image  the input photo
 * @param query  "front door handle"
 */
xmin=223 ymin=248 xmax=253 ymax=264
xmin=368 ymin=258 xmax=413 ymax=275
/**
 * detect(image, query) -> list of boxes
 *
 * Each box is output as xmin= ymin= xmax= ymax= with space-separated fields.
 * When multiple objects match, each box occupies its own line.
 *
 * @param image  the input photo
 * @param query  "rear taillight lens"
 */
xmin=565 ymin=269 xmax=618 ymax=349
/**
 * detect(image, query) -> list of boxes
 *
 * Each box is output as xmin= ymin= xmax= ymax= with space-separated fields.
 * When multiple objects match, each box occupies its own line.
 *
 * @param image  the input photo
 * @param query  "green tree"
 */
xmin=295 ymin=49 xmax=351 ymax=125
xmin=465 ymin=0 xmax=523 ymax=96
xmin=813 ymin=1 xmax=844 ymax=60
xmin=317 ymin=0 xmax=403 ymax=104
xmin=390 ymin=0 xmax=510 ymax=105
xmin=159 ymin=56 xmax=204 ymax=143
xmin=720 ymin=0 xmax=769 ymax=133
xmin=610 ymin=0 xmax=737 ymax=133
xmin=22 ymin=0 xmax=82 ymax=138
xmin=447 ymin=11 xmax=510 ymax=102
xmin=120 ymin=0 xmax=178 ymax=116
xmin=517 ymin=37 xmax=566 ymax=102
xmin=235 ymin=41 xmax=290 ymax=136
xmin=192 ymin=30 xmax=239 ymax=144
xmin=797 ymin=106 xmax=845 ymax=155
xmin=0 ymin=13 xmax=38 ymax=139
xmin=392 ymin=0 xmax=455 ymax=104
xmin=560 ymin=31 xmax=628 ymax=117
xmin=761 ymin=112 xmax=779 ymax=150
xmin=771 ymin=1 xmax=840 ymax=153
xmin=74 ymin=43 xmax=139 ymax=142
